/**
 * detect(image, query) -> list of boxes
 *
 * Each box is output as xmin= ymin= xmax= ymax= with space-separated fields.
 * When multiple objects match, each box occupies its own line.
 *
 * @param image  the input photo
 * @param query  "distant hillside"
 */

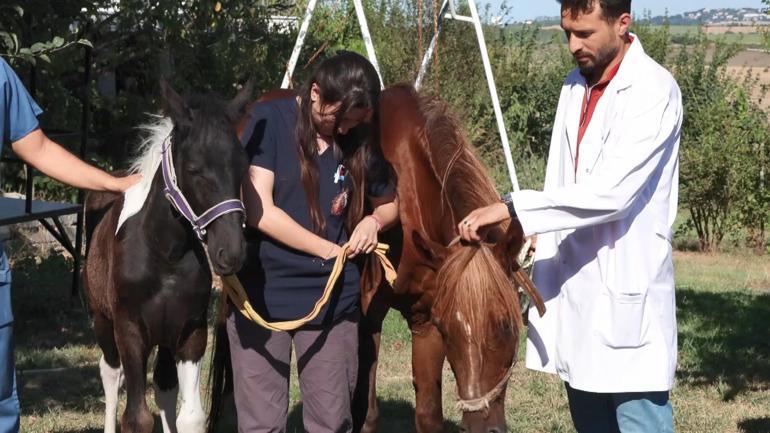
xmin=528 ymin=7 xmax=770 ymax=26
xmin=646 ymin=7 xmax=770 ymax=26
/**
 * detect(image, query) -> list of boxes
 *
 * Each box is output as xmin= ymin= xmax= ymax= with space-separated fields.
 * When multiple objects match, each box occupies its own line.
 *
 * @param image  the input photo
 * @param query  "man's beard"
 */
xmin=577 ymin=43 xmax=619 ymax=81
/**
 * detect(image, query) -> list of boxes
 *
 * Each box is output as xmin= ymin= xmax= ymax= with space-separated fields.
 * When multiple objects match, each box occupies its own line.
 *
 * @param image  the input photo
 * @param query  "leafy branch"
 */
xmin=0 ymin=5 xmax=92 ymax=66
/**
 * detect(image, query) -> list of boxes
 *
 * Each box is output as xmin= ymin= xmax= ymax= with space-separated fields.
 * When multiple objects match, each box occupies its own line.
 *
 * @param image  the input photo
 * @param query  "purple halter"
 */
xmin=161 ymin=135 xmax=245 ymax=241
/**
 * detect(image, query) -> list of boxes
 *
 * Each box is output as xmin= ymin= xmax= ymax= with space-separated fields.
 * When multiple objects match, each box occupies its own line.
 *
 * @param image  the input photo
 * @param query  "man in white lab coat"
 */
xmin=458 ymin=1 xmax=681 ymax=432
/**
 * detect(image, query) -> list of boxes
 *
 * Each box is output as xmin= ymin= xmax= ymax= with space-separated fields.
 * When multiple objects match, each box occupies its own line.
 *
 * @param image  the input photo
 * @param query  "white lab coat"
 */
xmin=512 ymin=35 xmax=682 ymax=393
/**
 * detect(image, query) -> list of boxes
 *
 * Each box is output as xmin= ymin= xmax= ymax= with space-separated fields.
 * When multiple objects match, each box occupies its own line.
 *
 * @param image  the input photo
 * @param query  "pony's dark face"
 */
xmin=161 ymin=82 xmax=252 ymax=275
xmin=413 ymin=226 xmax=525 ymax=433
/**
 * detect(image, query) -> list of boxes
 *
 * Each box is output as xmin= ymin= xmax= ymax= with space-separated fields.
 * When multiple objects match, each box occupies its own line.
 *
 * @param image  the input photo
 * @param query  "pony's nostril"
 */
xmin=216 ymin=248 xmax=233 ymax=267
xmin=488 ymin=428 xmax=504 ymax=433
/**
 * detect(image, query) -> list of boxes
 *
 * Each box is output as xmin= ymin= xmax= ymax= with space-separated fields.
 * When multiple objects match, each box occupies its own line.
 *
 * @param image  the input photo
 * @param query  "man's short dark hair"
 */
xmin=557 ymin=0 xmax=631 ymax=21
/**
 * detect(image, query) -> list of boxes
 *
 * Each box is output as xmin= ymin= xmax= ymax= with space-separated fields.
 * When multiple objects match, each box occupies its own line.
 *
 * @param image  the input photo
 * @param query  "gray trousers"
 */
xmin=226 ymin=311 xmax=359 ymax=433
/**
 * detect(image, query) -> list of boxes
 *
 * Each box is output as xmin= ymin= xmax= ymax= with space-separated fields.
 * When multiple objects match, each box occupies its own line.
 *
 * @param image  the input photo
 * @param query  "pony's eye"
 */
xmin=186 ymin=165 xmax=202 ymax=173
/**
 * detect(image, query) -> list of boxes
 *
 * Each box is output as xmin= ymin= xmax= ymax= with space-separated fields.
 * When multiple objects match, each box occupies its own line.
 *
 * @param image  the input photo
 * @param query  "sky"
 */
xmin=481 ymin=0 xmax=767 ymax=22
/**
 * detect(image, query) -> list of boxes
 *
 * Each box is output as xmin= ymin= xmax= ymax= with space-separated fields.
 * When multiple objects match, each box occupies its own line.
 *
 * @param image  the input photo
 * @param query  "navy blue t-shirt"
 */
xmin=238 ymin=97 xmax=392 ymax=325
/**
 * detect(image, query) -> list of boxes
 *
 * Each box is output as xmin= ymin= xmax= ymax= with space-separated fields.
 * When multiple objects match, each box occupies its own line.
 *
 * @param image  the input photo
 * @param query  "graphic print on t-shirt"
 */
xmin=331 ymin=163 xmax=349 ymax=216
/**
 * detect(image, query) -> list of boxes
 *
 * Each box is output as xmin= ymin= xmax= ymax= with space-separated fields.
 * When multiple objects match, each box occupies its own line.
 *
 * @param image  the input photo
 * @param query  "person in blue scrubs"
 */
xmin=0 ymin=58 xmax=140 ymax=433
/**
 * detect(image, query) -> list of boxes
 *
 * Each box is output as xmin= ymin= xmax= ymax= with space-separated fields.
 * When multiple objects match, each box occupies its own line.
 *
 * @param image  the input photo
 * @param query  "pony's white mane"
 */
xmin=129 ymin=115 xmax=174 ymax=190
xmin=114 ymin=115 xmax=174 ymax=234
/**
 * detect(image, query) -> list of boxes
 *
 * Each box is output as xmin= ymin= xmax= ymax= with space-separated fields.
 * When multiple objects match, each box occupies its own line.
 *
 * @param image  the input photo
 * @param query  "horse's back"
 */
xmin=236 ymin=89 xmax=297 ymax=142
xmin=84 ymin=169 xmax=127 ymax=244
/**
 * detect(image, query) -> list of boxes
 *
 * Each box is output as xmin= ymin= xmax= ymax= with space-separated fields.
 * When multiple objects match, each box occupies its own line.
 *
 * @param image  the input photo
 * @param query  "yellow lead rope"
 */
xmin=221 ymin=242 xmax=397 ymax=332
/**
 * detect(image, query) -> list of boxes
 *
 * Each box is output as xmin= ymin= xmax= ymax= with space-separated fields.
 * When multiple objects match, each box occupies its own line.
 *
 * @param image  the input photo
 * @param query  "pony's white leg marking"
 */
xmin=154 ymin=383 xmax=179 ymax=433
xmin=176 ymin=360 xmax=206 ymax=433
xmin=99 ymin=355 xmax=123 ymax=433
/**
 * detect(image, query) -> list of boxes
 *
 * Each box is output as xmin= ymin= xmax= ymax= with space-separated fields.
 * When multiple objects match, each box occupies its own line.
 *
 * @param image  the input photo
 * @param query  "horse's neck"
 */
xmin=138 ymin=169 xmax=196 ymax=261
xmin=391 ymin=147 xmax=457 ymax=243
xmin=380 ymin=87 xmax=464 ymax=244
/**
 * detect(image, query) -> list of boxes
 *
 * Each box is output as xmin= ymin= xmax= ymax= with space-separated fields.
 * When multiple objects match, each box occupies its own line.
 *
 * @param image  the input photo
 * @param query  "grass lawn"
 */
xmin=11 ymin=240 xmax=770 ymax=432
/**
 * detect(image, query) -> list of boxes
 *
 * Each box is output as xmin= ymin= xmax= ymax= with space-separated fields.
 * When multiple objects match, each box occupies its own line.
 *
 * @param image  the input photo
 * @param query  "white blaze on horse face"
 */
xmin=456 ymin=311 xmax=472 ymax=338
xmin=99 ymin=356 xmax=123 ymax=433
xmin=154 ymin=383 xmax=179 ymax=433
xmin=176 ymin=360 xmax=206 ymax=433
xmin=454 ymin=311 xmax=483 ymax=398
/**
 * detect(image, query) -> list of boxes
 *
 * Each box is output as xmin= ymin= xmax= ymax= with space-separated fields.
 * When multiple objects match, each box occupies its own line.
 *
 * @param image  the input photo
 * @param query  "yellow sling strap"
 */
xmin=221 ymin=242 xmax=397 ymax=332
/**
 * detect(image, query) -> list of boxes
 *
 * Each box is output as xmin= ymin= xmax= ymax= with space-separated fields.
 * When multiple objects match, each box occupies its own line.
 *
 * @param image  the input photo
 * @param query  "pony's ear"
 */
xmin=411 ymin=230 xmax=447 ymax=265
xmin=160 ymin=80 xmax=192 ymax=125
xmin=492 ymin=220 xmax=525 ymax=277
xmin=227 ymin=80 xmax=254 ymax=122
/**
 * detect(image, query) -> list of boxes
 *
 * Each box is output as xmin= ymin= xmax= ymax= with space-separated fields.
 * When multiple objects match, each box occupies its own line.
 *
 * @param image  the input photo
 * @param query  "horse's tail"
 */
xmin=206 ymin=293 xmax=233 ymax=433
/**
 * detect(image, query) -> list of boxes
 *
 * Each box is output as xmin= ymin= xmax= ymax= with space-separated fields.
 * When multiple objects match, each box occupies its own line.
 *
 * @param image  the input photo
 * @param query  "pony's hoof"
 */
xmin=361 ymin=418 xmax=379 ymax=433
xmin=121 ymin=409 xmax=154 ymax=433
xmin=177 ymin=410 xmax=206 ymax=433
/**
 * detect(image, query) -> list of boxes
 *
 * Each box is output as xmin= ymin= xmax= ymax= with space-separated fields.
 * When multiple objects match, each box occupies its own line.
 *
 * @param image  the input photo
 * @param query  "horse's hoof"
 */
xmin=177 ymin=409 xmax=206 ymax=433
xmin=121 ymin=409 xmax=154 ymax=433
xmin=361 ymin=420 xmax=378 ymax=433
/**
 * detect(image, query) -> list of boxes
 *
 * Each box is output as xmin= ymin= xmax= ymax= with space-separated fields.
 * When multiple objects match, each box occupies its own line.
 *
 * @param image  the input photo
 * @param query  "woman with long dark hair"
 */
xmin=229 ymin=51 xmax=398 ymax=433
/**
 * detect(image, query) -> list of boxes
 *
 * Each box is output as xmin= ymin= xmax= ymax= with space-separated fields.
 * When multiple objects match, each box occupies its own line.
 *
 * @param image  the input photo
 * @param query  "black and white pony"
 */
xmin=83 ymin=82 xmax=251 ymax=433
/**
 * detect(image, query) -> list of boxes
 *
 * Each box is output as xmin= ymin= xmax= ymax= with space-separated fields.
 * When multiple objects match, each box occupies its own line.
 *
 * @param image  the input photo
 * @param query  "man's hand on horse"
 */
xmin=458 ymin=202 xmax=510 ymax=243
xmin=347 ymin=215 xmax=379 ymax=258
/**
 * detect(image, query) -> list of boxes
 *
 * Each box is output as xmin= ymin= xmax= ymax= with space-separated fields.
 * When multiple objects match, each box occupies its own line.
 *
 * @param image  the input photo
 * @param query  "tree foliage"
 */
xmin=670 ymin=33 xmax=769 ymax=251
xmin=0 ymin=1 xmax=767 ymax=251
xmin=0 ymin=3 xmax=92 ymax=67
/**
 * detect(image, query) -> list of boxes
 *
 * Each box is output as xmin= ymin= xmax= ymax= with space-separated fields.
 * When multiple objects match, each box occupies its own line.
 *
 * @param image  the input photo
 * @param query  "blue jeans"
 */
xmin=0 ymin=249 xmax=18 ymax=433
xmin=566 ymin=382 xmax=674 ymax=433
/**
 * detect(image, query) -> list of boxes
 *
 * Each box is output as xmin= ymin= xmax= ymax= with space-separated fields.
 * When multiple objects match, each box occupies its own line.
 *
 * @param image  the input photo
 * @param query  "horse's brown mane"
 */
xmin=433 ymin=244 xmax=522 ymax=342
xmin=417 ymin=92 xmax=522 ymax=342
xmin=419 ymin=95 xmax=501 ymax=226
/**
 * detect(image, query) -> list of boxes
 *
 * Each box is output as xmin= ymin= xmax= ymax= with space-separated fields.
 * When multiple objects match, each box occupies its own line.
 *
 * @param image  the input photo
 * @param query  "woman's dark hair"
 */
xmin=296 ymin=50 xmax=383 ymax=235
